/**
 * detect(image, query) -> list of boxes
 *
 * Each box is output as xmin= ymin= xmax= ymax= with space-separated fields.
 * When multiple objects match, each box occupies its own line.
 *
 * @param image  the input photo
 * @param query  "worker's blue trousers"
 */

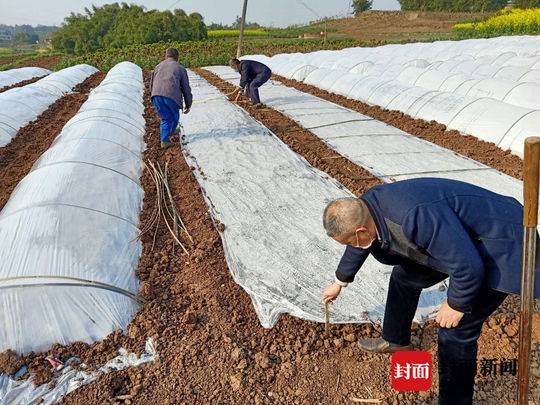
xmin=245 ymin=70 xmax=271 ymax=105
xmin=151 ymin=96 xmax=180 ymax=142
xmin=381 ymin=263 xmax=507 ymax=405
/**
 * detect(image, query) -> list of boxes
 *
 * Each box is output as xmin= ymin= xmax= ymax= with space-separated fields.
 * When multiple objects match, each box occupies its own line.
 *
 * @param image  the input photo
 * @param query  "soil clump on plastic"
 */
xmin=0 ymin=76 xmax=43 ymax=93
xmin=273 ymin=75 xmax=523 ymax=181
xmin=0 ymin=350 xmax=24 ymax=376
xmin=0 ymin=72 xmax=104 ymax=211
xmin=2 ymin=70 xmax=536 ymax=404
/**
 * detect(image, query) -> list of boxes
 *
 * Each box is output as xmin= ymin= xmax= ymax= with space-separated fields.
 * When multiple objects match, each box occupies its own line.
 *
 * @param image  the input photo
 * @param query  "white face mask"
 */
xmin=355 ymin=230 xmax=373 ymax=249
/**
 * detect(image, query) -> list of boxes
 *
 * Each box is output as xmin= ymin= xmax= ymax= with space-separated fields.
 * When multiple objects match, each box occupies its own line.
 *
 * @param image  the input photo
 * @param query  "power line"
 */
xmin=166 ymin=0 xmax=182 ymax=10
xmin=295 ymin=0 xmax=322 ymax=19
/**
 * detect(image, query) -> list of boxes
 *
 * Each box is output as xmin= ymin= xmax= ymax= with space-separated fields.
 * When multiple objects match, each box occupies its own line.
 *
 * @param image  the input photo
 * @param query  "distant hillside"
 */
xmin=309 ymin=11 xmax=493 ymax=42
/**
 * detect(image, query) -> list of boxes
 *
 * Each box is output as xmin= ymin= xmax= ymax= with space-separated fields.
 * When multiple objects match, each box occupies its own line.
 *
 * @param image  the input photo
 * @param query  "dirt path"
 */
xmin=272 ymin=75 xmax=524 ymax=181
xmin=1 ymin=70 xmax=536 ymax=404
xmin=0 ymin=76 xmax=43 ymax=93
xmin=0 ymin=72 xmax=104 ymax=211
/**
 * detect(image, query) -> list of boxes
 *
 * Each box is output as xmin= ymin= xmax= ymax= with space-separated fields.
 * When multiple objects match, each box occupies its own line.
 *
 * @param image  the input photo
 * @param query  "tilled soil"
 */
xmin=0 ymin=72 xmax=104 ymax=212
xmin=57 ymin=71 xmax=403 ymax=404
xmin=0 ymin=55 xmax=61 ymax=70
xmin=273 ymin=75 xmax=524 ymax=181
xmin=324 ymin=11 xmax=492 ymax=42
xmin=1 ymin=70 xmax=537 ymax=405
xmin=0 ymin=75 xmax=43 ymax=93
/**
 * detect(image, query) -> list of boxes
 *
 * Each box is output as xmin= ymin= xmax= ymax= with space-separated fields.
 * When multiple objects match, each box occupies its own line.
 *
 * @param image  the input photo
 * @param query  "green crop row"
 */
xmin=208 ymin=29 xmax=269 ymax=38
xmin=55 ymin=38 xmax=360 ymax=71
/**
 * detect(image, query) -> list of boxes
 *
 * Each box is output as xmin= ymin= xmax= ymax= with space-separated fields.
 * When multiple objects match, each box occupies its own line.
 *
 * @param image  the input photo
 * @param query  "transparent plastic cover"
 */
xmin=0 ymin=64 xmax=98 ymax=147
xmin=0 ymin=61 xmax=145 ymax=355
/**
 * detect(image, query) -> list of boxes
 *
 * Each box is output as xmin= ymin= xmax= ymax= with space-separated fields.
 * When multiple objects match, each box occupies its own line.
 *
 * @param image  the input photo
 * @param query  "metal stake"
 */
xmin=517 ymin=136 xmax=540 ymax=405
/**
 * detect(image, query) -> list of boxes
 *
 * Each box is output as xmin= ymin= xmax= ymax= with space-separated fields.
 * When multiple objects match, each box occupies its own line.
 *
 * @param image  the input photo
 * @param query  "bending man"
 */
xmin=229 ymin=58 xmax=272 ymax=108
xmin=150 ymin=47 xmax=192 ymax=149
xmin=321 ymin=178 xmax=539 ymax=405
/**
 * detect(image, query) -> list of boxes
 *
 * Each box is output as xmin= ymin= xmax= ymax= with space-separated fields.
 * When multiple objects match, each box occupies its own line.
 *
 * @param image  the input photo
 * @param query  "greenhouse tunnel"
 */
xmin=0 ymin=61 xmax=146 ymax=355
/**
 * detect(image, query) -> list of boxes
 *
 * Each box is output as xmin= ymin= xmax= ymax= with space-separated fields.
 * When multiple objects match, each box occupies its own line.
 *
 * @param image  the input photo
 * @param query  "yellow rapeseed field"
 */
xmin=454 ymin=8 xmax=540 ymax=35
xmin=208 ymin=29 xmax=269 ymax=38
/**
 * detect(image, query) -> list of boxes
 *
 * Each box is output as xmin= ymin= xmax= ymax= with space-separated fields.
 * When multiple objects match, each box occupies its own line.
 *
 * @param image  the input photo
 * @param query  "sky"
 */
xmin=0 ymin=0 xmax=400 ymax=27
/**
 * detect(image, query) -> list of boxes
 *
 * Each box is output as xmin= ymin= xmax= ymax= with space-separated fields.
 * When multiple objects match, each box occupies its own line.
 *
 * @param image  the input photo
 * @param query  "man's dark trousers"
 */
xmin=245 ymin=70 xmax=271 ymax=104
xmin=382 ymin=263 xmax=507 ymax=404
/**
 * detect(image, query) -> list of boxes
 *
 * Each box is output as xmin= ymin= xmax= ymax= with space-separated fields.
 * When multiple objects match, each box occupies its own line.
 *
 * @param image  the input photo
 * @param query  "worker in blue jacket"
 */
xmin=228 ymin=58 xmax=272 ymax=108
xmin=321 ymin=178 xmax=539 ymax=405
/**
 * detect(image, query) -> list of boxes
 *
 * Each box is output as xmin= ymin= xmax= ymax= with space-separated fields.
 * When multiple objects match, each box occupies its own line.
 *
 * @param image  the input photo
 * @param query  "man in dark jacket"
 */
xmin=321 ymin=178 xmax=539 ymax=404
xmin=150 ymin=47 xmax=193 ymax=148
xmin=228 ymin=58 xmax=272 ymax=108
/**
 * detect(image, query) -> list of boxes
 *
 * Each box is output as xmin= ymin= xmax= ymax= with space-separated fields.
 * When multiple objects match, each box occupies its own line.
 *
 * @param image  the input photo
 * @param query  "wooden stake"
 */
xmin=324 ymin=302 xmax=330 ymax=334
xmin=517 ymin=136 xmax=540 ymax=405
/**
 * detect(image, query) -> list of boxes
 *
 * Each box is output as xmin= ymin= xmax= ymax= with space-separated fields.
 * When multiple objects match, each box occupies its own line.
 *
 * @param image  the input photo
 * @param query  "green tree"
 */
xmin=352 ymin=0 xmax=373 ymax=14
xmin=52 ymin=2 xmax=207 ymax=55
xmin=11 ymin=31 xmax=38 ymax=48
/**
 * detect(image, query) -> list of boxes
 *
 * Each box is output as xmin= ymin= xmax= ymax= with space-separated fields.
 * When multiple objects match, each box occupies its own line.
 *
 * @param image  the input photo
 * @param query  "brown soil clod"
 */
xmin=0 ymin=349 xmax=25 ymax=376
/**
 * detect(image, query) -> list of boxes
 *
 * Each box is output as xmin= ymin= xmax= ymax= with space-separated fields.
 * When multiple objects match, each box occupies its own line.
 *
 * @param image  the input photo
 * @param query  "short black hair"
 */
xmin=166 ymin=47 xmax=180 ymax=60
xmin=229 ymin=58 xmax=241 ymax=66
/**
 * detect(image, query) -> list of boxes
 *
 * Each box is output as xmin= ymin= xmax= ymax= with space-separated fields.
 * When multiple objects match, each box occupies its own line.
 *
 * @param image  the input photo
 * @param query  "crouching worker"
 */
xmin=150 ymin=47 xmax=193 ymax=149
xmin=321 ymin=178 xmax=539 ymax=405
xmin=228 ymin=58 xmax=272 ymax=108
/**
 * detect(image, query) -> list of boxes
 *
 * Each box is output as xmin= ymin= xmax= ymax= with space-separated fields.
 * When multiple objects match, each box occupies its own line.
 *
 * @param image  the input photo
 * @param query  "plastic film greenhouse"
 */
xmin=0 ymin=62 xmax=145 ymax=355
xmin=0 ymin=67 xmax=51 ymax=88
xmin=0 ymin=65 xmax=97 ymax=147
xmin=243 ymin=35 xmax=540 ymax=158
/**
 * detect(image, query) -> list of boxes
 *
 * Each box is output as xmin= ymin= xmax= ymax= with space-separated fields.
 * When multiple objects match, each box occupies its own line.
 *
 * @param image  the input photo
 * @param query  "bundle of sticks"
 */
xmin=139 ymin=159 xmax=192 ymax=255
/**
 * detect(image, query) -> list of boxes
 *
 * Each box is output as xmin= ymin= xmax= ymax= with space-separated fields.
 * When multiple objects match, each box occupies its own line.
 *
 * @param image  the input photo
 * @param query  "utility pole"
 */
xmin=236 ymin=0 xmax=248 ymax=58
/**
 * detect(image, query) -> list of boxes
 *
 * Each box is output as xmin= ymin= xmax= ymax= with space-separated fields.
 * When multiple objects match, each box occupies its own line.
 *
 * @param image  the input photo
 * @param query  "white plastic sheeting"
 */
xmin=0 ymin=338 xmax=156 ymax=405
xmin=0 ymin=64 xmax=98 ymax=147
xmin=242 ymin=35 xmax=540 ymax=158
xmin=205 ymin=66 xmax=525 ymax=202
xmin=183 ymin=71 xmax=446 ymax=328
xmin=0 ymin=67 xmax=51 ymax=89
xmin=0 ymin=61 xmax=145 ymax=355
xmin=205 ymin=64 xmax=540 ymax=294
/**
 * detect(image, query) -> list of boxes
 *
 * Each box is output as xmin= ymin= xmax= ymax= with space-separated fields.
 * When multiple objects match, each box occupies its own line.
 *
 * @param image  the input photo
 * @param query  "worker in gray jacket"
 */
xmin=150 ymin=47 xmax=193 ymax=148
